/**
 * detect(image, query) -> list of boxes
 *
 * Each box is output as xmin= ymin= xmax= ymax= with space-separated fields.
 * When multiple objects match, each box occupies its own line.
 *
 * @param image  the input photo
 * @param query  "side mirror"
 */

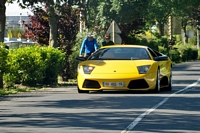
xmin=154 ymin=55 xmax=168 ymax=61
xmin=75 ymin=56 xmax=86 ymax=61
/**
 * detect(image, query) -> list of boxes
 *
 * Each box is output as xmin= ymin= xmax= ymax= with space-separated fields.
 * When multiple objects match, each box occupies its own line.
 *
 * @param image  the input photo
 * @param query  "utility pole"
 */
xmin=197 ymin=30 xmax=199 ymax=49
xmin=79 ymin=0 xmax=84 ymax=33
xmin=195 ymin=8 xmax=200 ymax=49
xmin=80 ymin=10 xmax=83 ymax=33
xmin=197 ymin=19 xmax=200 ymax=49
xmin=168 ymin=15 xmax=172 ymax=41
xmin=168 ymin=15 xmax=173 ymax=57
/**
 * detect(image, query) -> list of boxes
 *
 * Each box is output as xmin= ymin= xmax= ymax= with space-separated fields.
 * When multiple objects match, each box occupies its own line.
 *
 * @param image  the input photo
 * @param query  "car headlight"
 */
xmin=83 ymin=65 xmax=95 ymax=74
xmin=137 ymin=65 xmax=150 ymax=74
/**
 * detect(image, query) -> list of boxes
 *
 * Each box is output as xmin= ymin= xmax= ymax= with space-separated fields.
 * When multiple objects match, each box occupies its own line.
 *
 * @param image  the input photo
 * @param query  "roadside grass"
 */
xmin=0 ymin=86 xmax=43 ymax=96
xmin=58 ymin=77 xmax=77 ymax=86
xmin=0 ymin=77 xmax=77 ymax=97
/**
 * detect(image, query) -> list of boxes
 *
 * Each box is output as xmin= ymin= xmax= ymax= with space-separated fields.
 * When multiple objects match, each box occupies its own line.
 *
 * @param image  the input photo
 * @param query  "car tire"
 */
xmin=165 ymin=71 xmax=172 ymax=91
xmin=77 ymin=85 xmax=89 ymax=93
xmin=154 ymin=69 xmax=160 ymax=93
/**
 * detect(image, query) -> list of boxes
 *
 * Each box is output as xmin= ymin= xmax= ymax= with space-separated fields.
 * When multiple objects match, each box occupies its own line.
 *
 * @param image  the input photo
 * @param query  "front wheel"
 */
xmin=154 ymin=69 xmax=160 ymax=93
xmin=165 ymin=71 xmax=172 ymax=91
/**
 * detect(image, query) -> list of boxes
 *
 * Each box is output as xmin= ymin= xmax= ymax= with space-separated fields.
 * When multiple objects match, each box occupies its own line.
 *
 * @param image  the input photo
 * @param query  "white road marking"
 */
xmin=121 ymin=78 xmax=200 ymax=133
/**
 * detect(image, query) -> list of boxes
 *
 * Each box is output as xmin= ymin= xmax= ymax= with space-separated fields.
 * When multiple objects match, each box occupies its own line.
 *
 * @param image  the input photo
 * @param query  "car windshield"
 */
xmin=88 ymin=47 xmax=151 ymax=60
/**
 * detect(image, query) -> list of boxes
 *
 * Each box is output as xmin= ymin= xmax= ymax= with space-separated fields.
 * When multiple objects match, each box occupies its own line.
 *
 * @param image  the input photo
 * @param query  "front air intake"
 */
xmin=128 ymin=79 xmax=149 ymax=89
xmin=83 ymin=79 xmax=101 ymax=88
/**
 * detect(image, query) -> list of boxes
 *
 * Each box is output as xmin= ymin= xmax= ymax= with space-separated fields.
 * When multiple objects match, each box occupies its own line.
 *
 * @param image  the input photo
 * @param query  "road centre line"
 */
xmin=121 ymin=78 xmax=200 ymax=133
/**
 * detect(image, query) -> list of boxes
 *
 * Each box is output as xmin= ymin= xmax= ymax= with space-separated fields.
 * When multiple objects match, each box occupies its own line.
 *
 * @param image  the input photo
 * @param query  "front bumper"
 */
xmin=77 ymin=73 xmax=157 ymax=91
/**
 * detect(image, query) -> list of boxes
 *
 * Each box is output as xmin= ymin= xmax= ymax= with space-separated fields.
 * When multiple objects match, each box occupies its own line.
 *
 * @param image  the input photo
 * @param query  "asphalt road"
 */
xmin=0 ymin=61 xmax=200 ymax=133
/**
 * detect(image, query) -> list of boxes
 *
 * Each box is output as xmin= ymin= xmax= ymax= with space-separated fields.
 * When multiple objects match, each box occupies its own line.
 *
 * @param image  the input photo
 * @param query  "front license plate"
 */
xmin=103 ymin=82 xmax=125 ymax=87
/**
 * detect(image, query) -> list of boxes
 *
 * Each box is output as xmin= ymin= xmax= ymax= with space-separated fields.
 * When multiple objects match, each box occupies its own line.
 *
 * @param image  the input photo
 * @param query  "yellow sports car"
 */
xmin=76 ymin=45 xmax=172 ymax=93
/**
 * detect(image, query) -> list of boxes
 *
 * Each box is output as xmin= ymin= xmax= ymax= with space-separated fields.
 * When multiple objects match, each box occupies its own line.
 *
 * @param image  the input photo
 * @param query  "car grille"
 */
xmin=83 ymin=79 xmax=101 ymax=88
xmin=128 ymin=79 xmax=149 ymax=89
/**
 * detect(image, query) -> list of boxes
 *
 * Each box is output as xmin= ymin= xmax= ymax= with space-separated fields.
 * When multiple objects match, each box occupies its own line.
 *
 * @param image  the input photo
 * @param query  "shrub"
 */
xmin=6 ymin=47 xmax=46 ymax=86
xmin=191 ymin=48 xmax=198 ymax=60
xmin=4 ymin=46 xmax=65 ymax=87
xmin=0 ymin=43 xmax=9 ymax=88
xmin=39 ymin=47 xmax=66 ymax=85
xmin=0 ymin=43 xmax=9 ymax=74
xmin=68 ymin=51 xmax=79 ymax=79
xmin=175 ymin=44 xmax=198 ymax=62
xmin=198 ymin=51 xmax=200 ymax=59
xmin=169 ymin=49 xmax=181 ymax=63
xmin=186 ymin=47 xmax=193 ymax=60
xmin=158 ymin=46 xmax=168 ymax=55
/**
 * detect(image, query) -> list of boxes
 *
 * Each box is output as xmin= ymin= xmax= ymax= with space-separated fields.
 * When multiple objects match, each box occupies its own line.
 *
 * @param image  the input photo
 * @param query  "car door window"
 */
xmin=152 ymin=49 xmax=163 ymax=56
xmin=148 ymin=48 xmax=158 ymax=57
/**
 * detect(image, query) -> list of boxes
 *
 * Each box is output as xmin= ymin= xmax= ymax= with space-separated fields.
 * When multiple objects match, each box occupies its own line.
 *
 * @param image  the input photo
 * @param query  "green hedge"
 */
xmin=4 ymin=46 xmax=65 ymax=87
xmin=0 ymin=43 xmax=9 ymax=88
xmin=177 ymin=46 xmax=198 ymax=62
xmin=169 ymin=49 xmax=181 ymax=63
xmin=0 ymin=43 xmax=9 ymax=74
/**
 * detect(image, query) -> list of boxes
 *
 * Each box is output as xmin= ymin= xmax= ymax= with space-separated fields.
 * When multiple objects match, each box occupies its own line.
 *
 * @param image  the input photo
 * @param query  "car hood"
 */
xmin=80 ymin=60 xmax=154 ymax=74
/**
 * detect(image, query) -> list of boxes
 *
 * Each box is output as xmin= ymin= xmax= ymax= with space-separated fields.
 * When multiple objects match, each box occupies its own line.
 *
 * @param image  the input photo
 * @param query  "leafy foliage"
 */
xmin=15 ymin=0 xmax=82 ymax=47
xmin=23 ymin=5 xmax=79 ymax=46
xmin=22 ymin=4 xmax=79 ymax=80
xmin=22 ymin=9 xmax=49 ymax=44
xmin=94 ymin=1 xmax=149 ymax=43
xmin=0 ymin=43 xmax=9 ymax=74
xmin=4 ymin=46 xmax=65 ymax=87
xmin=0 ymin=43 xmax=9 ymax=88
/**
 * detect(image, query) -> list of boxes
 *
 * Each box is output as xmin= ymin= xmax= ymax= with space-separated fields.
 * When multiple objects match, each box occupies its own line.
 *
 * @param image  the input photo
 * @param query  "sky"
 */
xmin=6 ymin=2 xmax=33 ymax=16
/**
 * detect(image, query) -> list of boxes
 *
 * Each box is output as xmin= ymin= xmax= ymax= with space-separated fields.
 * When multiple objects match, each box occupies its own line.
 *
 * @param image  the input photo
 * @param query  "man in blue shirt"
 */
xmin=79 ymin=33 xmax=99 ymax=57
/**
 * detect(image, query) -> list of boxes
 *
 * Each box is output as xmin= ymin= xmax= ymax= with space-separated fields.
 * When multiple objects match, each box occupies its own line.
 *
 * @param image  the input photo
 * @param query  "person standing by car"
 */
xmin=101 ymin=33 xmax=114 ymax=46
xmin=79 ymin=33 xmax=99 ymax=57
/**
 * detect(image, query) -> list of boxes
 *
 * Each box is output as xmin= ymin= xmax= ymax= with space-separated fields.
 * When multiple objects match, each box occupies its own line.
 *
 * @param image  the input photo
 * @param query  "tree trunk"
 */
xmin=181 ymin=19 xmax=188 ymax=44
xmin=0 ymin=0 xmax=6 ymax=88
xmin=47 ymin=0 xmax=58 ymax=48
xmin=0 ymin=0 xmax=6 ymax=42
xmin=0 ymin=74 xmax=3 ymax=89
xmin=158 ymin=23 xmax=165 ymax=36
xmin=183 ymin=26 xmax=188 ymax=44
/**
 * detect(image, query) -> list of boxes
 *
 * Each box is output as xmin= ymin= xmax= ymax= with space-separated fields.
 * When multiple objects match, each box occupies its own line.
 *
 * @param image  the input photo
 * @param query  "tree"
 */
xmin=0 ymin=43 xmax=8 ymax=88
xmin=95 ymin=0 xmax=150 ymax=43
xmin=0 ymin=0 xmax=6 ymax=42
xmin=23 ymin=4 xmax=79 ymax=80
xmin=145 ymin=0 xmax=200 ymax=37
xmin=23 ymin=9 xmax=50 ymax=45
xmin=15 ymin=0 xmax=83 ymax=47
xmin=145 ymin=0 xmax=173 ymax=36
xmin=172 ymin=0 xmax=200 ymax=44
xmin=16 ymin=0 xmax=60 ymax=47
xmin=0 ymin=0 xmax=7 ymax=89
